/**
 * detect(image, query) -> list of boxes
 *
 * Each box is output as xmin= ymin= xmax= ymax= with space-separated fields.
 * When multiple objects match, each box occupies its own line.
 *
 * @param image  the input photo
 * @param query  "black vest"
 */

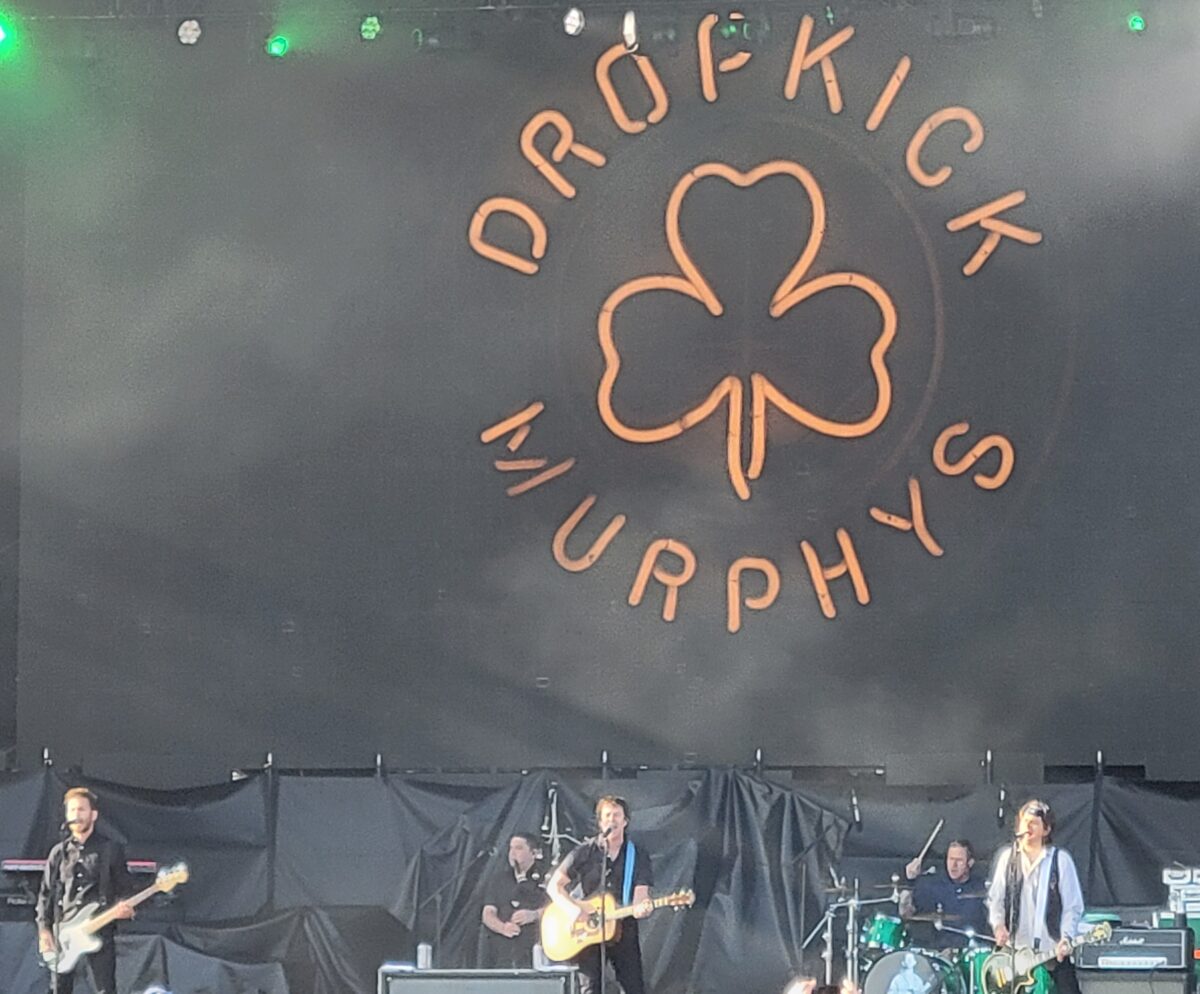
xmin=1003 ymin=846 xmax=1062 ymax=942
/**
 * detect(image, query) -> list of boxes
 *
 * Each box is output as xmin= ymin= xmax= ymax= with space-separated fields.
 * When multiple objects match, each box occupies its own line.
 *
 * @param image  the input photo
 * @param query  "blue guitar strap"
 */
xmin=622 ymin=842 xmax=636 ymax=906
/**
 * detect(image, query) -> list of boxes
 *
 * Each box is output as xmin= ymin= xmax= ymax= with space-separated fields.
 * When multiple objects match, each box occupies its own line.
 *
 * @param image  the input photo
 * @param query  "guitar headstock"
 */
xmin=155 ymin=862 xmax=190 ymax=893
xmin=664 ymin=888 xmax=695 ymax=909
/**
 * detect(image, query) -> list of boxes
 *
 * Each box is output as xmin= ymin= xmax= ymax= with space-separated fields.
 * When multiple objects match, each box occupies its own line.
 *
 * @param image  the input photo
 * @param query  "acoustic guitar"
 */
xmin=540 ymin=888 xmax=695 ymax=962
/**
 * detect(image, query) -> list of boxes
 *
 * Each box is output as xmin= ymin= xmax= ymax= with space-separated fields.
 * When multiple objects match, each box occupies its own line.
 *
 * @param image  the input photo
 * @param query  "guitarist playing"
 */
xmin=986 ymin=799 xmax=1085 ymax=994
xmin=547 ymin=795 xmax=654 ymax=994
xmin=36 ymin=787 xmax=135 ymax=994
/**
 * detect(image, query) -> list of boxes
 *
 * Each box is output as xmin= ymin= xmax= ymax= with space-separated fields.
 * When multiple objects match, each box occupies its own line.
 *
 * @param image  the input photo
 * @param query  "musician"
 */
xmin=481 ymin=831 xmax=549 ymax=967
xmin=986 ymin=799 xmax=1084 ymax=994
xmin=35 ymin=787 xmax=135 ymax=994
xmin=547 ymin=795 xmax=654 ymax=994
xmin=901 ymin=839 xmax=989 ymax=946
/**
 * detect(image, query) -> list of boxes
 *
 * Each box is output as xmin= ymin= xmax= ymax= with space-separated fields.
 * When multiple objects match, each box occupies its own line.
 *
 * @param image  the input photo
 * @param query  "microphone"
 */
xmin=851 ymin=790 xmax=862 ymax=831
xmin=1013 ymin=831 xmax=1028 ymax=841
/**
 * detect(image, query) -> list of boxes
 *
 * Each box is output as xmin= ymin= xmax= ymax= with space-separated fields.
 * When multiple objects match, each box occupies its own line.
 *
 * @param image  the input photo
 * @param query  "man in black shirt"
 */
xmin=900 ymin=839 xmax=989 ymax=948
xmin=481 ymin=832 xmax=550 ymax=967
xmin=36 ymin=787 xmax=135 ymax=994
xmin=547 ymin=795 xmax=654 ymax=994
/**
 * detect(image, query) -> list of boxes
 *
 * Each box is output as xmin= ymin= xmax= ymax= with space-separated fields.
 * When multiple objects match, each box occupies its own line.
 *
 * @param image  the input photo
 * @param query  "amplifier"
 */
xmin=377 ymin=968 xmax=578 ymax=994
xmin=1079 ymin=972 xmax=1194 ymax=994
xmin=1077 ymin=929 xmax=1194 ymax=971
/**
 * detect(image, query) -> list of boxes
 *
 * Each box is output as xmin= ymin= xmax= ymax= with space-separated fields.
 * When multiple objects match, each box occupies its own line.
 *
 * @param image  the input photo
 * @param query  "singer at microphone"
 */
xmin=986 ymin=798 xmax=1084 ymax=994
xmin=546 ymin=795 xmax=655 ymax=994
xmin=899 ymin=838 xmax=989 ymax=948
xmin=481 ymin=831 xmax=549 ymax=969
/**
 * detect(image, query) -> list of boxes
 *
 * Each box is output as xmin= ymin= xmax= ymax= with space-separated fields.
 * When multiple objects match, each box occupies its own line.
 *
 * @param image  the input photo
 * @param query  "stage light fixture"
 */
xmin=360 ymin=15 xmax=381 ymax=40
xmin=563 ymin=7 xmax=585 ymax=37
xmin=1127 ymin=11 xmax=1146 ymax=32
xmin=265 ymin=34 xmax=289 ymax=57
xmin=177 ymin=19 xmax=202 ymax=45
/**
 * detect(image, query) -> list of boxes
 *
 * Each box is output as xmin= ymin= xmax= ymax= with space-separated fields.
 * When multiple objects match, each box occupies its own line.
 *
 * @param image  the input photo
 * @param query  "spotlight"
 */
xmin=265 ymin=34 xmax=289 ymax=57
xmin=360 ymin=15 xmax=382 ymax=40
xmin=563 ymin=7 xmax=585 ymax=37
xmin=176 ymin=19 xmax=202 ymax=45
xmin=1127 ymin=11 xmax=1146 ymax=32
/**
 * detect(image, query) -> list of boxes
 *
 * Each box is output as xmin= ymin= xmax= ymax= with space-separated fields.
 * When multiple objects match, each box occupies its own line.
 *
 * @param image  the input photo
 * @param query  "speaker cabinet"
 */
xmin=378 ymin=968 xmax=578 ymax=994
xmin=1079 ymin=972 xmax=1194 ymax=994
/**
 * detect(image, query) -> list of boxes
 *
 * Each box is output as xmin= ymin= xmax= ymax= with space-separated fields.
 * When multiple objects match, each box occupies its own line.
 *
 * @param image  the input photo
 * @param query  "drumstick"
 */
xmin=914 ymin=819 xmax=944 ymax=863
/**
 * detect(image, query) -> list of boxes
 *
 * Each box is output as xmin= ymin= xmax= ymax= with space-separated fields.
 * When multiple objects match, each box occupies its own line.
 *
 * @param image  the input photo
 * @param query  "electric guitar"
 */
xmin=42 ymin=863 xmax=189 ymax=974
xmin=981 ymin=922 xmax=1113 ymax=994
xmin=540 ymin=888 xmax=695 ymax=962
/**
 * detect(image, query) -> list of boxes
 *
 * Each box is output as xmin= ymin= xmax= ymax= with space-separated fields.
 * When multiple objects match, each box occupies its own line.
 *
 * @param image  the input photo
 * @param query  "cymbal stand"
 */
xmin=847 ymin=879 xmax=902 ymax=989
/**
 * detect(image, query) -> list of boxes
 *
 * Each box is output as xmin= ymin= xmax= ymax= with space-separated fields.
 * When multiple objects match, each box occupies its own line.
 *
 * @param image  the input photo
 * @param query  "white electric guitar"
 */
xmin=42 ymin=863 xmax=189 ymax=974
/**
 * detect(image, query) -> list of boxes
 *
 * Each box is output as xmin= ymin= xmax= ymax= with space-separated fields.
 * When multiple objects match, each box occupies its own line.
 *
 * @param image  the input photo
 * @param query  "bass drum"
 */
xmin=863 ymin=950 xmax=964 ymax=994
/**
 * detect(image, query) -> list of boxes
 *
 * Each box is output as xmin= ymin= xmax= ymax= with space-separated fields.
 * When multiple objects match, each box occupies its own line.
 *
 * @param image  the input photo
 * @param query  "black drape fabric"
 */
xmin=0 ymin=923 xmax=289 ymax=994
xmin=4 ymin=768 xmax=1200 ymax=994
xmin=1091 ymin=777 xmax=1200 ymax=905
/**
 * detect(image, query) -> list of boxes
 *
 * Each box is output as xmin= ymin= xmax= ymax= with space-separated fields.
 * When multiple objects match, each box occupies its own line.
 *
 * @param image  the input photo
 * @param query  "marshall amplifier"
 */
xmin=1077 ymin=928 xmax=1194 ymax=971
xmin=1078 ymin=928 xmax=1194 ymax=994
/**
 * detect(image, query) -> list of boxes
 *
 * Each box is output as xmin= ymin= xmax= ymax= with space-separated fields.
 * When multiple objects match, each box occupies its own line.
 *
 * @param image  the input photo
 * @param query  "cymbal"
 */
xmin=907 ymin=912 xmax=964 ymax=922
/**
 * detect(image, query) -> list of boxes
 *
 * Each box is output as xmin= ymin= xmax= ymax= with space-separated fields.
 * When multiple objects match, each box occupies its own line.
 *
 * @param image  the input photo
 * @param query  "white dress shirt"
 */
xmin=987 ymin=844 xmax=1084 ymax=951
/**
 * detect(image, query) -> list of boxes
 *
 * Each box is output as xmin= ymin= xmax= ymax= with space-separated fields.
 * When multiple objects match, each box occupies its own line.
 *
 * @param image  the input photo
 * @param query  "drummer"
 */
xmin=899 ymin=840 xmax=990 ymax=947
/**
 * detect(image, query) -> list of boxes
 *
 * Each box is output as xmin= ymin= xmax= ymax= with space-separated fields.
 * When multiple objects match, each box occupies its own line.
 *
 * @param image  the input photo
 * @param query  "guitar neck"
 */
xmin=607 ymin=894 xmax=678 ymax=922
xmin=82 ymin=881 xmax=160 ymax=934
xmin=1022 ymin=933 xmax=1089 ymax=972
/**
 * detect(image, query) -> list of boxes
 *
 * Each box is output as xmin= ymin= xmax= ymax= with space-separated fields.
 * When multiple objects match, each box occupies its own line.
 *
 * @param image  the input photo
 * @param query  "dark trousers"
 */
xmin=1050 ymin=960 xmax=1081 ymax=994
xmin=575 ymin=926 xmax=646 ymax=994
xmin=49 ymin=937 xmax=116 ymax=994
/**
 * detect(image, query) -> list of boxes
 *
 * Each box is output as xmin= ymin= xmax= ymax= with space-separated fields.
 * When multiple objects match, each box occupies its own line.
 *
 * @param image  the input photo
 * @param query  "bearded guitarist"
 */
xmin=36 ymin=787 xmax=136 ymax=994
xmin=986 ymin=799 xmax=1085 ymax=994
xmin=546 ymin=795 xmax=654 ymax=994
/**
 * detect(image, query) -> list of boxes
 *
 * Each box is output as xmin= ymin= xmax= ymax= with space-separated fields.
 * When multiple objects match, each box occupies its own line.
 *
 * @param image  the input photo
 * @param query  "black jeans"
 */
xmin=1050 ymin=960 xmax=1082 ymax=994
xmin=50 ymin=937 xmax=116 ymax=994
xmin=574 ymin=925 xmax=646 ymax=994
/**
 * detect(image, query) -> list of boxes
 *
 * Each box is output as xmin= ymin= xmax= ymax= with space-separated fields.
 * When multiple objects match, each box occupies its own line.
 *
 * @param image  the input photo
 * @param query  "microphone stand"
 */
xmin=416 ymin=846 xmax=494 ymax=968
xmin=596 ymin=832 xmax=613 ymax=994
xmin=48 ymin=822 xmax=73 ymax=994
xmin=1004 ymin=836 xmax=1022 ymax=994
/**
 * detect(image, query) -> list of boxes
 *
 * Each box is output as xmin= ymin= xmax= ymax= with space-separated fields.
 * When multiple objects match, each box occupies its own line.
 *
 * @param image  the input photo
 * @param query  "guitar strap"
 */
xmin=622 ymin=842 xmax=636 ymax=906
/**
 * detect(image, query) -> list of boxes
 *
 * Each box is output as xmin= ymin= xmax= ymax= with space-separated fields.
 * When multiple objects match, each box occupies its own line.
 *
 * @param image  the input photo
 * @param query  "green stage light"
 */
xmin=265 ymin=34 xmax=289 ymax=57
xmin=0 ymin=13 xmax=19 ymax=60
xmin=1127 ymin=12 xmax=1146 ymax=32
xmin=361 ymin=16 xmax=381 ymax=40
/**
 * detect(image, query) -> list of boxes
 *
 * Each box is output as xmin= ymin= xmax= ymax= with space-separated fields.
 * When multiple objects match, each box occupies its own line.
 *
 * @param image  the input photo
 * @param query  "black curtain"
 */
xmin=4 ymin=768 xmax=1200 ymax=994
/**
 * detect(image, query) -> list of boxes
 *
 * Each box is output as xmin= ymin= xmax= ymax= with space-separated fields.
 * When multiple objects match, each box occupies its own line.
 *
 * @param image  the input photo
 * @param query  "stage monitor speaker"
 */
xmin=1079 ymin=972 xmax=1194 ymax=994
xmin=378 ymin=969 xmax=577 ymax=994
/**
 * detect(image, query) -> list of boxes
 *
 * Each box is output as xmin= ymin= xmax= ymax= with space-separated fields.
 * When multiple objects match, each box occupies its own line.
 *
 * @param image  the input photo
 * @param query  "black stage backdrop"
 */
xmin=2 ymin=1 xmax=1199 ymax=774
xmin=4 ymin=768 xmax=1200 ymax=994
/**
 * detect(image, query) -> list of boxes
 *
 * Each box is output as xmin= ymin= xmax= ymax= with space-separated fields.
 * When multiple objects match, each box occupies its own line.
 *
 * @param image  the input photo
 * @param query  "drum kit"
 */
xmin=803 ymin=873 xmax=995 ymax=994
xmin=802 ymin=819 xmax=997 ymax=994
